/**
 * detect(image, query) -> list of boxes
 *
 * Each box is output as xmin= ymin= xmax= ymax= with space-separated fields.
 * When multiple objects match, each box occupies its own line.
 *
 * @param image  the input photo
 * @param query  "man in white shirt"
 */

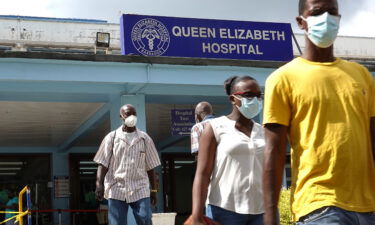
xmin=94 ymin=104 xmax=161 ymax=225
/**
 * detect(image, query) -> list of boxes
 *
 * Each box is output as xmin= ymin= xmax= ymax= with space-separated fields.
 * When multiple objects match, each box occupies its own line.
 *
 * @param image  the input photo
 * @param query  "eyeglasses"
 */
xmin=232 ymin=91 xmax=264 ymax=99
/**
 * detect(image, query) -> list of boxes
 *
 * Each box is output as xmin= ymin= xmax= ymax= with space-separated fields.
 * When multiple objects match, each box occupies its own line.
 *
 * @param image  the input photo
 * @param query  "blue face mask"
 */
xmin=234 ymin=96 xmax=262 ymax=119
xmin=302 ymin=12 xmax=340 ymax=48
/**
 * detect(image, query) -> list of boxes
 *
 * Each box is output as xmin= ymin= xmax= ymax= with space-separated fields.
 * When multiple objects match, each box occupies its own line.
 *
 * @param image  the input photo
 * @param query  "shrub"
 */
xmin=278 ymin=188 xmax=293 ymax=225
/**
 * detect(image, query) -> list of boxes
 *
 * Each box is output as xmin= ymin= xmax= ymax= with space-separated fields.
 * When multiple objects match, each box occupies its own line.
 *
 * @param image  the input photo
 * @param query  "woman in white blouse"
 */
xmin=190 ymin=75 xmax=265 ymax=225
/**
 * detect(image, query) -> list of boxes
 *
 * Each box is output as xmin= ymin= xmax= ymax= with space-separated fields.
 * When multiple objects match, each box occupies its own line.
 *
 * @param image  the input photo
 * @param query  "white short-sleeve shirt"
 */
xmin=207 ymin=116 xmax=265 ymax=214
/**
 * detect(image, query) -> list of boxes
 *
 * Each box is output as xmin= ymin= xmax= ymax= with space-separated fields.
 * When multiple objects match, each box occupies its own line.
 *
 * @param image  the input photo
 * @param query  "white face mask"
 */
xmin=124 ymin=115 xmax=137 ymax=127
xmin=301 ymin=12 xmax=340 ymax=48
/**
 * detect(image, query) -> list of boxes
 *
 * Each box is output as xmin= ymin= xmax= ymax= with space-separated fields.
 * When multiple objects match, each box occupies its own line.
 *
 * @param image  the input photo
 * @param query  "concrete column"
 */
xmin=121 ymin=95 xmax=164 ymax=212
xmin=120 ymin=94 xmax=146 ymax=131
xmin=110 ymin=94 xmax=146 ymax=131
xmin=109 ymin=94 xmax=147 ymax=225
xmin=110 ymin=95 xmax=122 ymax=130
xmin=52 ymin=152 xmax=70 ymax=225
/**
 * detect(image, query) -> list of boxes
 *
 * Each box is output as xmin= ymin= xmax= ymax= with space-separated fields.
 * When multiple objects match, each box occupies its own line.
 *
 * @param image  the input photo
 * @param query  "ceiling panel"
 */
xmin=74 ymin=116 xmax=110 ymax=147
xmin=0 ymin=101 xmax=229 ymax=148
xmin=0 ymin=101 xmax=104 ymax=146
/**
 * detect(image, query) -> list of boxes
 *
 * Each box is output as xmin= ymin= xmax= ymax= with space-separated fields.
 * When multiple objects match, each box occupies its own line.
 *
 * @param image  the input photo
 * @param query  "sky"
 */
xmin=0 ymin=0 xmax=374 ymax=37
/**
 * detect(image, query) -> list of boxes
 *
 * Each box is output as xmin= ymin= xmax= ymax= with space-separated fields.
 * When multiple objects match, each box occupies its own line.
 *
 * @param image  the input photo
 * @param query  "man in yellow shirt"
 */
xmin=262 ymin=0 xmax=375 ymax=225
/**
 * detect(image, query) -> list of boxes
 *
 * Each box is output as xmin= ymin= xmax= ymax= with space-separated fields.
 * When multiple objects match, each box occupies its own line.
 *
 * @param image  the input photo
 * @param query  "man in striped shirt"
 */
xmin=94 ymin=104 xmax=161 ymax=225
xmin=190 ymin=102 xmax=214 ymax=157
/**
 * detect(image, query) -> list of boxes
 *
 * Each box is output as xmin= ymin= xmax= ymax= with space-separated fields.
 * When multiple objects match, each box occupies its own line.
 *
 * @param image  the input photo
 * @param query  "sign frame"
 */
xmin=120 ymin=14 xmax=293 ymax=61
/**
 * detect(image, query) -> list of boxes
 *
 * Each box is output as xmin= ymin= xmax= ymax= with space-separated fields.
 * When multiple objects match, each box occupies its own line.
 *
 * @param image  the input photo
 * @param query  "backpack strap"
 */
xmin=107 ymin=130 xmax=116 ymax=167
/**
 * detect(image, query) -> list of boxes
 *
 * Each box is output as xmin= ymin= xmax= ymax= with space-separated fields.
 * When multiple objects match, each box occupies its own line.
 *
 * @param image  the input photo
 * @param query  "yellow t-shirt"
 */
xmin=263 ymin=57 xmax=375 ymax=221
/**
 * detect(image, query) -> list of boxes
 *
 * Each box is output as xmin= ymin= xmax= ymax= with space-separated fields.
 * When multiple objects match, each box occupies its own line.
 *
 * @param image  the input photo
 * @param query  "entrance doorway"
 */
xmin=0 ymin=154 xmax=52 ymax=225
xmin=69 ymin=153 xmax=101 ymax=225
xmin=162 ymin=153 xmax=195 ymax=225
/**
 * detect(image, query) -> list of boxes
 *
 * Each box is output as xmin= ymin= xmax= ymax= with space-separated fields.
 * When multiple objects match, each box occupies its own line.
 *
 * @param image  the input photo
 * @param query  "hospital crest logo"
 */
xmin=131 ymin=18 xmax=170 ymax=56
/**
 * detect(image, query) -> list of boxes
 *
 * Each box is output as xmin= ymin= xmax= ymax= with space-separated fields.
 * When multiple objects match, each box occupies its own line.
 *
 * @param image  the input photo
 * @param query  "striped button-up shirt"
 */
xmin=190 ymin=115 xmax=215 ymax=154
xmin=94 ymin=126 xmax=161 ymax=203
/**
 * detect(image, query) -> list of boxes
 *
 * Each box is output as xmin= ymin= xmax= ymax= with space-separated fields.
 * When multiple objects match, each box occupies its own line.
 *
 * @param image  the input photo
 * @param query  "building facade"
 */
xmin=0 ymin=15 xmax=374 ymax=225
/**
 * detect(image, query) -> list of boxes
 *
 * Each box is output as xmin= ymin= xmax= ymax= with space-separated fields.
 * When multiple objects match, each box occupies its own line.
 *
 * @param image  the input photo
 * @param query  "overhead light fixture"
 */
xmin=0 ymin=172 xmax=17 ymax=176
xmin=96 ymin=32 xmax=110 ymax=48
xmin=79 ymin=161 xmax=96 ymax=165
xmin=0 ymin=167 xmax=21 ymax=170
xmin=174 ymin=161 xmax=196 ymax=164
xmin=79 ymin=167 xmax=98 ymax=170
xmin=0 ymin=162 xmax=23 ymax=166
xmin=81 ymin=172 xmax=95 ymax=175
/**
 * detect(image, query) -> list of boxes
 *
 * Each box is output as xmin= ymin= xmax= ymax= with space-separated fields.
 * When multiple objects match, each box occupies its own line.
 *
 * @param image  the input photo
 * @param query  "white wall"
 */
xmin=0 ymin=17 xmax=121 ymax=50
xmin=292 ymin=33 xmax=375 ymax=59
xmin=1 ymin=16 xmax=374 ymax=59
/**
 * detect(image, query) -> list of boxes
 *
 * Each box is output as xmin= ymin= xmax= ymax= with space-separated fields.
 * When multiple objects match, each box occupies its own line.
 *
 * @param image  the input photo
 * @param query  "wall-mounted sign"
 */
xmin=171 ymin=109 xmax=195 ymax=136
xmin=120 ymin=14 xmax=293 ymax=61
xmin=54 ymin=176 xmax=70 ymax=198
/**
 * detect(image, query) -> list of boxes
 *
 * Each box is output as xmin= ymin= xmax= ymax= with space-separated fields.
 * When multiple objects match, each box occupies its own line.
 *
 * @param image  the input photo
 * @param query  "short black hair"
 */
xmin=299 ymin=0 xmax=307 ymax=15
xmin=224 ymin=75 xmax=256 ymax=96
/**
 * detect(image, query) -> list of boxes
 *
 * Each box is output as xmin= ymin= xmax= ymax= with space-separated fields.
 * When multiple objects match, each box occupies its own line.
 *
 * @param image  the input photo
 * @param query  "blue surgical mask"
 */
xmin=234 ymin=96 xmax=262 ymax=119
xmin=301 ymin=12 xmax=340 ymax=48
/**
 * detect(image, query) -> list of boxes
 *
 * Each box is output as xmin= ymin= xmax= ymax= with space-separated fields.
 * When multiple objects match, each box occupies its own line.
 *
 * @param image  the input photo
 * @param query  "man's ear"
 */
xmin=197 ymin=114 xmax=201 ymax=122
xmin=296 ymin=16 xmax=307 ymax=30
xmin=229 ymin=95 xmax=236 ymax=105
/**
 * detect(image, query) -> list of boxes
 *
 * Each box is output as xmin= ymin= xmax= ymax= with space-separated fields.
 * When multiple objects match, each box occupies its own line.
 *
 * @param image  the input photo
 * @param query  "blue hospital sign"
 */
xmin=120 ymin=14 xmax=293 ymax=61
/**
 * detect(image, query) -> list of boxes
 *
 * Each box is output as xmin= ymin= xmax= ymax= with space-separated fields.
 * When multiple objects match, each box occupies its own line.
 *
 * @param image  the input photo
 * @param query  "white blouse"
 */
xmin=207 ymin=116 xmax=265 ymax=214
